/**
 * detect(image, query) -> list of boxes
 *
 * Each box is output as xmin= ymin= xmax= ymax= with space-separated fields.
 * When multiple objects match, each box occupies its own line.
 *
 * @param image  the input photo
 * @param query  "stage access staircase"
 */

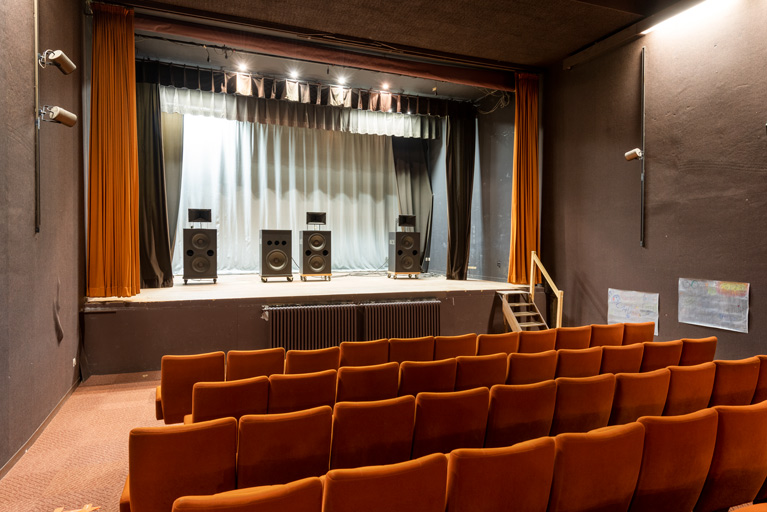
xmin=498 ymin=251 xmax=563 ymax=332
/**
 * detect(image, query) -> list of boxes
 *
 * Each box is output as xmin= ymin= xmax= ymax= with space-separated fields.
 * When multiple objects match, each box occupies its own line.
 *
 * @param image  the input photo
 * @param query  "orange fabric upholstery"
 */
xmin=476 ymin=332 xmax=520 ymax=356
xmin=127 ymin=417 xmax=237 ymax=512
xmin=609 ymin=369 xmax=670 ymax=426
xmin=389 ymin=336 xmax=435 ymax=363
xmin=507 ymin=350 xmax=557 ymax=385
xmin=454 ymin=354 xmax=508 ymax=391
xmin=398 ymin=359 xmax=457 ymax=397
xmin=159 ymin=352 xmax=226 ymax=424
xmin=434 ymin=333 xmax=477 ymax=359
xmin=339 ymin=339 xmax=388 ymax=367
xmin=600 ymin=344 xmax=645 ymax=375
xmin=639 ymin=340 xmax=683 ymax=372
xmin=622 ymin=322 xmax=655 ymax=345
xmin=322 ymin=453 xmax=448 ymax=512
xmin=267 ymin=369 xmax=337 ymax=414
xmin=679 ymin=336 xmax=717 ymax=366
xmin=188 ymin=376 xmax=268 ymax=424
xmin=695 ymin=401 xmax=767 ymax=512
xmin=550 ymin=373 xmax=616 ymax=435
xmin=335 ymin=362 xmax=399 ymax=403
xmin=663 ymin=363 xmax=716 ymax=416
xmin=554 ymin=326 xmax=591 ymax=350
xmin=237 ymin=406 xmax=332 ymax=488
xmin=171 ymin=477 xmax=323 ymax=512
xmin=412 ymin=388 xmax=490 ymax=458
xmin=753 ymin=355 xmax=767 ymax=404
xmin=485 ymin=381 xmax=556 ymax=447
xmin=709 ymin=357 xmax=761 ymax=406
xmin=226 ymin=347 xmax=285 ymax=381
xmin=590 ymin=323 xmax=625 ymax=347
xmin=730 ymin=506 xmax=767 ymax=512
xmin=548 ymin=423 xmax=645 ymax=512
xmin=285 ymin=347 xmax=340 ymax=374
xmin=555 ymin=347 xmax=602 ymax=378
xmin=518 ymin=330 xmax=557 ymax=353
xmin=330 ymin=396 xmax=415 ymax=469
xmin=631 ymin=409 xmax=718 ymax=512
xmin=446 ymin=437 xmax=556 ymax=512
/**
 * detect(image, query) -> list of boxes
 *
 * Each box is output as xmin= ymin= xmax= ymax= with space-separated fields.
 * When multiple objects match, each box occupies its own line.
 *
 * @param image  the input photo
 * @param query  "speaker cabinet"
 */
xmin=299 ymin=230 xmax=331 ymax=281
xmin=260 ymin=229 xmax=293 ymax=282
xmin=388 ymin=231 xmax=421 ymax=277
xmin=183 ymin=228 xmax=217 ymax=283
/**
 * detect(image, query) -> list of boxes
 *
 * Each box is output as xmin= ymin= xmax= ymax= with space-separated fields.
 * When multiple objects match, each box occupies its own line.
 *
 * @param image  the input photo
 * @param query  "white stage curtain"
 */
xmin=171 ymin=115 xmax=398 ymax=274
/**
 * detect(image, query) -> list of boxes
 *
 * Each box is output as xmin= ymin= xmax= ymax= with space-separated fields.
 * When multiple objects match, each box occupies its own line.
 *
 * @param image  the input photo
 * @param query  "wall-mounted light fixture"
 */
xmin=625 ymin=47 xmax=647 ymax=248
xmin=38 ymin=49 xmax=77 ymax=75
xmin=624 ymin=148 xmax=643 ymax=161
xmin=39 ymin=105 xmax=78 ymax=127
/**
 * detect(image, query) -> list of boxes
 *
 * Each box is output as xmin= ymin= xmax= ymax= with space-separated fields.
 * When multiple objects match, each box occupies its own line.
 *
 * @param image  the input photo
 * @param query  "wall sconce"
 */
xmin=38 ymin=49 xmax=77 ymax=75
xmin=39 ymin=105 xmax=78 ymax=127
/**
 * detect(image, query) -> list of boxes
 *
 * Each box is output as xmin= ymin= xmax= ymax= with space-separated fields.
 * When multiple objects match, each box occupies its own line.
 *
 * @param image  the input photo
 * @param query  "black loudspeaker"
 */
xmin=260 ymin=229 xmax=293 ymax=282
xmin=388 ymin=231 xmax=421 ymax=276
xmin=299 ymin=230 xmax=331 ymax=280
xmin=183 ymin=228 xmax=217 ymax=283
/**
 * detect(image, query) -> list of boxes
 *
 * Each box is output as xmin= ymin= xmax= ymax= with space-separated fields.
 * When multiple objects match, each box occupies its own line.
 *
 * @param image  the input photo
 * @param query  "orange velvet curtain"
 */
xmin=508 ymin=73 xmax=540 ymax=285
xmin=87 ymin=4 xmax=140 ymax=297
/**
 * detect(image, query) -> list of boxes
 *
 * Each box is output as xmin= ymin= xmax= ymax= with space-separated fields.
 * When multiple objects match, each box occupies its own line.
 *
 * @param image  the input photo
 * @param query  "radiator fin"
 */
xmin=362 ymin=300 xmax=440 ymax=340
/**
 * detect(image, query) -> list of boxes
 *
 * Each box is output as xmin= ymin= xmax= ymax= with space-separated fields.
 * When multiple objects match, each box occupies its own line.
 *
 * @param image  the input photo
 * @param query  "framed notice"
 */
xmin=678 ymin=278 xmax=749 ymax=333
xmin=608 ymin=288 xmax=659 ymax=335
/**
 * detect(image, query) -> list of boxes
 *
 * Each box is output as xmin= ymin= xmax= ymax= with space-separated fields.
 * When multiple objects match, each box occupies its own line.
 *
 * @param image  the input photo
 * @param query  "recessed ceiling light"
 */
xmin=237 ymin=63 xmax=248 ymax=72
xmin=382 ymin=83 xmax=390 ymax=91
xmin=338 ymin=76 xmax=347 ymax=86
xmin=289 ymin=70 xmax=299 ymax=79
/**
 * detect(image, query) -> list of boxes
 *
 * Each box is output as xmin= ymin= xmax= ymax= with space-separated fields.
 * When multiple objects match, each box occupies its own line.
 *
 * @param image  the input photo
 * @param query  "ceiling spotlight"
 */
xmin=337 ymin=76 xmax=347 ymax=86
xmin=624 ymin=148 xmax=643 ymax=161
xmin=289 ymin=70 xmax=299 ymax=80
xmin=382 ymin=83 xmax=390 ymax=90
xmin=237 ymin=63 xmax=248 ymax=72
xmin=39 ymin=105 xmax=77 ymax=127
xmin=38 ymin=49 xmax=76 ymax=75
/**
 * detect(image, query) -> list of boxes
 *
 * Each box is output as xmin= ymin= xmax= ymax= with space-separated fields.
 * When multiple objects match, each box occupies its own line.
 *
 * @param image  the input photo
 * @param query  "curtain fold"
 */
xmin=508 ymin=73 xmax=540 ymax=284
xmin=136 ymin=83 xmax=174 ymax=288
xmin=161 ymin=112 xmax=184 ymax=251
xmin=87 ymin=4 xmax=140 ymax=297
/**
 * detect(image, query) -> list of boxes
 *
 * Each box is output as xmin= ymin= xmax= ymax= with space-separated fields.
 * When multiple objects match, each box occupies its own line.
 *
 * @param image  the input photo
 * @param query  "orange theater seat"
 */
xmin=267 ymin=369 xmax=336 ymax=414
xmin=454 ymin=354 xmax=508 ymax=391
xmin=157 ymin=351 xmax=226 ymax=424
xmin=335 ymin=362 xmax=399 ymax=403
xmin=476 ymin=332 xmax=520 ymax=356
xmin=485 ymin=381 xmax=557 ymax=447
xmin=507 ymin=350 xmax=558 ymax=385
xmin=398 ymin=359 xmax=456 ymax=397
xmin=589 ymin=323 xmax=624 ymax=347
xmin=226 ymin=347 xmax=284 ymax=381
xmin=753 ymin=355 xmax=767 ymax=404
xmin=679 ymin=336 xmax=717 ymax=366
xmin=609 ymin=369 xmax=670 ymax=426
xmin=550 ymin=373 xmax=616 ymax=435
xmin=339 ymin=339 xmax=388 ymax=367
xmin=388 ymin=336 xmax=435 ymax=363
xmin=622 ymin=322 xmax=655 ymax=345
xmin=663 ymin=363 xmax=716 ymax=416
xmin=171 ymin=477 xmax=323 ymax=512
xmin=285 ymin=346 xmax=340 ymax=374
xmin=639 ymin=340 xmax=683 ymax=372
xmin=709 ymin=356 xmax=761 ymax=406
xmin=555 ymin=326 xmax=591 ymax=350
xmin=600 ymin=344 xmax=645 ymax=375
xmin=518 ymin=330 xmax=557 ymax=354
xmin=555 ymin=347 xmax=602 ymax=378
xmin=186 ymin=375 xmax=268 ymax=424
xmin=434 ymin=333 xmax=477 ymax=359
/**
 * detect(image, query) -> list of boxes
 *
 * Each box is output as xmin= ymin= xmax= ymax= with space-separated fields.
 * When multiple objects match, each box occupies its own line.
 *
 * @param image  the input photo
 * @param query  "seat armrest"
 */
xmin=119 ymin=476 xmax=131 ymax=512
xmin=155 ymin=386 xmax=163 ymax=420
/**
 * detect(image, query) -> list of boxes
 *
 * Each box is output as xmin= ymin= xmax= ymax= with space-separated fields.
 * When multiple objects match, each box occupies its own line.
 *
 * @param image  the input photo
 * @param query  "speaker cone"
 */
xmin=401 ymin=235 xmax=415 ymax=250
xmin=191 ymin=256 xmax=211 ymax=273
xmin=400 ymin=256 xmax=415 ymax=270
xmin=308 ymin=255 xmax=326 ymax=272
xmin=192 ymin=233 xmax=210 ymax=250
xmin=308 ymin=233 xmax=326 ymax=251
xmin=267 ymin=250 xmax=289 ymax=271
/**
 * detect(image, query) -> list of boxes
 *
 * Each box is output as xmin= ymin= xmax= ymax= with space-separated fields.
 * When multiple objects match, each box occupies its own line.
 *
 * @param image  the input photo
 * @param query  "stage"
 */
xmin=82 ymin=272 xmax=528 ymax=375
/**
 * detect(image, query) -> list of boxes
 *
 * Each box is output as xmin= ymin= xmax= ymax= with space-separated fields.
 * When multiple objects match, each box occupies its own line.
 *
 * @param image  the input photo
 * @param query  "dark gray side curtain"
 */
xmin=393 ymin=138 xmax=434 ymax=272
xmin=445 ymin=102 xmax=477 ymax=280
xmin=136 ymin=82 xmax=174 ymax=288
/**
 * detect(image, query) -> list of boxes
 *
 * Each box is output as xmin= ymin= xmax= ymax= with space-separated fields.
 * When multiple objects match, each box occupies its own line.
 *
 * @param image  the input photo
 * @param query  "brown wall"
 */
xmin=0 ymin=0 xmax=84 ymax=470
xmin=542 ymin=1 xmax=767 ymax=359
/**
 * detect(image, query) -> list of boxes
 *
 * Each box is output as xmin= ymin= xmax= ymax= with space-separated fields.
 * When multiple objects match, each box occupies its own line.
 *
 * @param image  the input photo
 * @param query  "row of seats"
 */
xmin=124 ymin=400 xmax=767 ymax=512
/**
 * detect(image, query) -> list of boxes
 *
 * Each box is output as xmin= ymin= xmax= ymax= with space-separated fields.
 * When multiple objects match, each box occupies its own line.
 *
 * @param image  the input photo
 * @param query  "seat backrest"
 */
xmin=555 ymin=326 xmax=591 ymax=350
xmin=679 ymin=336 xmax=717 ymax=366
xmin=709 ymin=356 xmax=761 ymax=406
xmin=330 ymin=395 xmax=415 ymax=470
xmin=454 ymin=353 xmax=508 ymax=391
xmin=507 ymin=350 xmax=558 ymax=385
xmin=622 ymin=322 xmax=655 ymax=345
xmin=129 ymin=417 xmax=237 ymax=512
xmin=237 ymin=406 xmax=332 ymax=488
xmin=476 ymin=332 xmax=520 ymax=356
xmin=609 ymin=369 xmax=670 ymax=426
xmin=753 ymin=355 xmax=767 ymax=404
xmin=639 ymin=340 xmax=683 ymax=372
xmin=226 ymin=347 xmax=284 ymax=381
xmin=518 ymin=330 xmax=557 ymax=354
xmin=161 ymin=352 xmax=226 ymax=424
xmin=600 ymin=343 xmax=645 ymax=375
xmin=171 ymin=477 xmax=323 ymax=512
xmin=398 ymin=359 xmax=457 ymax=397
xmin=434 ymin=333 xmax=477 ymax=359
xmin=555 ymin=347 xmax=603 ymax=378
xmin=551 ymin=373 xmax=616 ymax=435
xmin=389 ymin=336 xmax=435 ymax=363
xmin=267 ymin=369 xmax=337 ymax=414
xmin=447 ymin=437 xmax=556 ymax=512
xmin=339 ymin=339 xmax=388 ymax=367
xmin=548 ymin=422 xmax=645 ymax=512
xmin=663 ymin=362 xmax=716 ymax=416
xmin=695 ymin=401 xmax=767 ymax=512
xmin=321 ymin=453 xmax=448 ymax=512
xmin=336 ymin=362 xmax=399 ymax=403
xmin=285 ymin=346 xmax=340 ymax=374
xmin=589 ymin=323 xmax=625 ymax=347
xmin=190 ymin=375 xmax=269 ymax=423
xmin=485 ymin=381 xmax=557 ymax=447
xmin=630 ymin=409 xmax=718 ymax=512
xmin=412 ymin=387 xmax=490 ymax=459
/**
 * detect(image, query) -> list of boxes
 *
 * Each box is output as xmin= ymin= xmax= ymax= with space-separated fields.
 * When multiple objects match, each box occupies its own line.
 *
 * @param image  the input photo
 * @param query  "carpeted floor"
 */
xmin=0 ymin=373 xmax=163 ymax=512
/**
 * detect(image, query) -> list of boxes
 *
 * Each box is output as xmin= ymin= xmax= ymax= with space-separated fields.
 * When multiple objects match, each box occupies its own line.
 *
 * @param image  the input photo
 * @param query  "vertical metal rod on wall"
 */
xmin=640 ymin=46 xmax=646 ymax=247
xmin=34 ymin=0 xmax=41 ymax=233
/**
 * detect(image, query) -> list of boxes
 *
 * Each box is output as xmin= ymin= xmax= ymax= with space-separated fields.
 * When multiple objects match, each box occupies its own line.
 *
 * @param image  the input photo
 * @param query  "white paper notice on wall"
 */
xmin=678 ymin=278 xmax=749 ymax=333
xmin=607 ymin=288 xmax=660 ymax=335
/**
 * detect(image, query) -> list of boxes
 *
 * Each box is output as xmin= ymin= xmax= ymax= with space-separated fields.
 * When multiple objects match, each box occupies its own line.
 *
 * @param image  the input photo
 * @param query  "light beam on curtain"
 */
xmin=87 ymin=4 xmax=139 ymax=297
xmin=171 ymin=116 xmax=398 ymax=273
xmin=508 ymin=73 xmax=540 ymax=284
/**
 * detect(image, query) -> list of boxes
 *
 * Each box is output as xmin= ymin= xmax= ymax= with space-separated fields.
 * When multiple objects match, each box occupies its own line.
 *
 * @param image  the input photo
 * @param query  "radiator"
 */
xmin=265 ymin=303 xmax=358 ymax=351
xmin=361 ymin=300 xmax=441 ymax=340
